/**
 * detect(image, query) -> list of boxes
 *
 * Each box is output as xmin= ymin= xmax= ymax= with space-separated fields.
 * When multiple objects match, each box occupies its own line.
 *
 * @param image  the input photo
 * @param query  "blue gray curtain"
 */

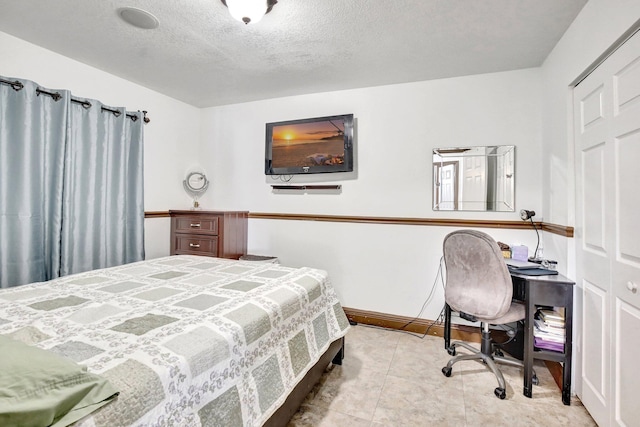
xmin=0 ymin=79 xmax=68 ymax=287
xmin=0 ymin=76 xmax=145 ymax=288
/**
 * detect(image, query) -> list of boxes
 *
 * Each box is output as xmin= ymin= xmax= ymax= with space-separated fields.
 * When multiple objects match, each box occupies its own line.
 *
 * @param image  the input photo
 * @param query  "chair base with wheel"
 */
xmin=441 ymin=319 xmax=537 ymax=399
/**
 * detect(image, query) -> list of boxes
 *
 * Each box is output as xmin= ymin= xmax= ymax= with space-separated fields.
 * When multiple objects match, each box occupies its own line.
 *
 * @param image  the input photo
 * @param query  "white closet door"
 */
xmin=574 ymin=30 xmax=640 ymax=427
xmin=574 ymin=55 xmax=613 ymax=427
xmin=608 ymin=33 xmax=640 ymax=427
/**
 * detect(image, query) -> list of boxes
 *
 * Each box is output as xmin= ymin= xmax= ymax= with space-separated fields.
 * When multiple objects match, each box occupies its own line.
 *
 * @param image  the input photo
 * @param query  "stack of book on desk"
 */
xmin=533 ymin=308 xmax=565 ymax=352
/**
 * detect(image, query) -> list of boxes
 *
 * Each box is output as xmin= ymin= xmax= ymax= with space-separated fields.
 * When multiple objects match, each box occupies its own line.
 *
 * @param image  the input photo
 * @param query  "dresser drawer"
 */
xmin=174 ymin=235 xmax=218 ymax=256
xmin=174 ymin=216 xmax=219 ymax=235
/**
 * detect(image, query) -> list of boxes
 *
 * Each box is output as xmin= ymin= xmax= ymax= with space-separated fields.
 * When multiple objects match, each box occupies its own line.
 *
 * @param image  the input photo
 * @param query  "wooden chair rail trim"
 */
xmin=144 ymin=211 xmax=171 ymax=218
xmin=146 ymin=211 xmax=573 ymax=237
xmin=249 ymin=212 xmax=574 ymax=237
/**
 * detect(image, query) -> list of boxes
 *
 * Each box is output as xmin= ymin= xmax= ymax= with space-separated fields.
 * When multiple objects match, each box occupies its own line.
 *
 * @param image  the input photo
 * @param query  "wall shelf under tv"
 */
xmin=271 ymin=185 xmax=342 ymax=191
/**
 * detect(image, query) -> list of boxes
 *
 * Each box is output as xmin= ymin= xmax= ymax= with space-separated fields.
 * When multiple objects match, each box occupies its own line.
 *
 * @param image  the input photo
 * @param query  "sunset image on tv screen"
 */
xmin=271 ymin=118 xmax=345 ymax=168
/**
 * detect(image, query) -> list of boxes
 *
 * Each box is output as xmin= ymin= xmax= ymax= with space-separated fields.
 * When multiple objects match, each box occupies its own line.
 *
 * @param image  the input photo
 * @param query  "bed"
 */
xmin=0 ymin=255 xmax=350 ymax=426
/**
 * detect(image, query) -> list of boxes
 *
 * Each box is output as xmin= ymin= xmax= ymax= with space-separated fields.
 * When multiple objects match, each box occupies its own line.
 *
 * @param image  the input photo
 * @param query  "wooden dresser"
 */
xmin=169 ymin=210 xmax=248 ymax=259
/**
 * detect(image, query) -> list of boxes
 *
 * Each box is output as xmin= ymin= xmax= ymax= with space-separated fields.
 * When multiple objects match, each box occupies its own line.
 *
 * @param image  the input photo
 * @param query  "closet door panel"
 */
xmin=582 ymin=280 xmax=608 ymax=399
xmin=615 ymin=300 xmax=640 ymax=426
xmin=614 ymin=131 xmax=640 ymax=272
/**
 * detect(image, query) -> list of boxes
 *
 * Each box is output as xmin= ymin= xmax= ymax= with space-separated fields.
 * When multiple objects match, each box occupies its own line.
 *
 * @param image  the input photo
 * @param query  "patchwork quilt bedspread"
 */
xmin=0 ymin=255 xmax=350 ymax=426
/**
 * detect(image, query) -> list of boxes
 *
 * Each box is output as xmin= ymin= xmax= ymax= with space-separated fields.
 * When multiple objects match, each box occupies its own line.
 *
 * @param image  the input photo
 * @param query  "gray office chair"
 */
xmin=441 ymin=230 xmax=533 ymax=399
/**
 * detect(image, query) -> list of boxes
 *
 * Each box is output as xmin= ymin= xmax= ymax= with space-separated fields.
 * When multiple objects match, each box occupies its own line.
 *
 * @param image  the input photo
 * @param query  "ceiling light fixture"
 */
xmin=220 ymin=0 xmax=278 ymax=25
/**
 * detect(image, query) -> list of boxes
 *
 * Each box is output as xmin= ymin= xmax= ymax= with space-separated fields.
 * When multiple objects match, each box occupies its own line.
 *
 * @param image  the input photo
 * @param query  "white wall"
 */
xmin=200 ymin=69 xmax=545 ymax=318
xmin=0 ymin=31 xmax=201 ymax=259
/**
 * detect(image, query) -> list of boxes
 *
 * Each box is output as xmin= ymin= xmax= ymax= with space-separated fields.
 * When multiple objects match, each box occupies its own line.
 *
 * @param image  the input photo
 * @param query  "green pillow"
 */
xmin=0 ymin=335 xmax=119 ymax=427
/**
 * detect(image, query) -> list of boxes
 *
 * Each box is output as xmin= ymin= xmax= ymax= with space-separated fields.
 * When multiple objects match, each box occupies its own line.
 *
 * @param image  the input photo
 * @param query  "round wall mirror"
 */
xmin=183 ymin=172 xmax=209 ymax=209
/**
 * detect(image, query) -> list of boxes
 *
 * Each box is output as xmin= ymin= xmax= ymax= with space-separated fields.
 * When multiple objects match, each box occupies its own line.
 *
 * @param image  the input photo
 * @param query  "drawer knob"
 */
xmin=189 ymin=243 xmax=201 ymax=248
xmin=190 ymin=223 xmax=201 ymax=228
xmin=627 ymin=281 xmax=638 ymax=294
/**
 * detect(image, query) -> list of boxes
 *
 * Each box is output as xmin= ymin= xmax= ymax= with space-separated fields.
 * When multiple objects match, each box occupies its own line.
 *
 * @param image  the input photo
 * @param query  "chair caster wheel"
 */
xmin=494 ymin=349 xmax=504 ymax=357
xmin=447 ymin=346 xmax=456 ymax=356
xmin=532 ymin=374 xmax=539 ymax=386
xmin=442 ymin=367 xmax=452 ymax=377
xmin=494 ymin=387 xmax=506 ymax=399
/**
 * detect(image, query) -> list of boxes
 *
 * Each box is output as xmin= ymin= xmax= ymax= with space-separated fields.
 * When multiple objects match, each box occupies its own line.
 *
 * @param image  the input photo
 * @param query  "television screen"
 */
xmin=265 ymin=114 xmax=354 ymax=175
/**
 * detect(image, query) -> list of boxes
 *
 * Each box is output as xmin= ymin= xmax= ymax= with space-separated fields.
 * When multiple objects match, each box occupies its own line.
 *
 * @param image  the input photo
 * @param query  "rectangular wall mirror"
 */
xmin=433 ymin=145 xmax=515 ymax=211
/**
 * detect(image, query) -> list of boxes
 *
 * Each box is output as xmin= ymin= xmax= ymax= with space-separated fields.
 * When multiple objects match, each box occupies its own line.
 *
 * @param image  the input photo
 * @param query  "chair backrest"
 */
xmin=443 ymin=230 xmax=513 ymax=320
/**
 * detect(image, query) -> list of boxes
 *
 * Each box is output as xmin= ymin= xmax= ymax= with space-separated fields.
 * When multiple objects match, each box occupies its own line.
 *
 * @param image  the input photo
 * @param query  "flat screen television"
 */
xmin=265 ymin=114 xmax=354 ymax=175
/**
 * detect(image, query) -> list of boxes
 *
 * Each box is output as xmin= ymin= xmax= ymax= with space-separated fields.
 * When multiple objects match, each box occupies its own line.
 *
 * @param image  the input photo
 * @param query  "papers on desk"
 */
xmin=505 ymin=259 xmax=542 ymax=269
xmin=534 ymin=308 xmax=565 ymax=352
xmin=505 ymin=259 xmax=559 ymax=275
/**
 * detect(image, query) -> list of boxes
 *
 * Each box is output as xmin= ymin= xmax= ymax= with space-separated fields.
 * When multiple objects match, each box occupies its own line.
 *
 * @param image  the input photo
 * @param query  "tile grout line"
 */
xmin=368 ymin=331 xmax=402 ymax=426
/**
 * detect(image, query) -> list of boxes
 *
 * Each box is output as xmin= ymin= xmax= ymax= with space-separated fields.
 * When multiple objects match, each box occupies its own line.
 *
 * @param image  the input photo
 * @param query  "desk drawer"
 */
xmin=174 ymin=217 xmax=219 ymax=234
xmin=174 ymin=235 xmax=218 ymax=256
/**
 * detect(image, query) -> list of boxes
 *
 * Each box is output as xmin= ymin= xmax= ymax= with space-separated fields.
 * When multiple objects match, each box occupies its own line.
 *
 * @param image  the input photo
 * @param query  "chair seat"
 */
xmin=476 ymin=301 xmax=525 ymax=324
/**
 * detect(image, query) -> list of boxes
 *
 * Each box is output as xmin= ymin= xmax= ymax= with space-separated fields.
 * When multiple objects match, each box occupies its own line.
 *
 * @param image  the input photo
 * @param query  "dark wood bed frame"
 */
xmin=263 ymin=337 xmax=345 ymax=426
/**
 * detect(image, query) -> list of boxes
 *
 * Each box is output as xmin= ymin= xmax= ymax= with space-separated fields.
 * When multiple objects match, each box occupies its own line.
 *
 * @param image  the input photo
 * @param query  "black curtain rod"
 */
xmin=0 ymin=79 xmax=149 ymax=123
xmin=0 ymin=78 xmax=24 ymax=91
xmin=35 ymin=88 xmax=150 ymax=123
xmin=69 ymin=98 xmax=150 ymax=123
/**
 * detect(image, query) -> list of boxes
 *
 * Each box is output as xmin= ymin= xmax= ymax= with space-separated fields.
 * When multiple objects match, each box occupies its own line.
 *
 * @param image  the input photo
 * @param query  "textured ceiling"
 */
xmin=0 ymin=0 xmax=588 ymax=108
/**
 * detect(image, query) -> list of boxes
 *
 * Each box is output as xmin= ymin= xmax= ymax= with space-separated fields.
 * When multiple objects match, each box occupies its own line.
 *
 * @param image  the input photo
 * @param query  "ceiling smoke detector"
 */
xmin=118 ymin=7 xmax=159 ymax=30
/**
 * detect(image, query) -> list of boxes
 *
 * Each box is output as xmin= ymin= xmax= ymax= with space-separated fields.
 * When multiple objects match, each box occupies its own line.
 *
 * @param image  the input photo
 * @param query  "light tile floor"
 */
xmin=289 ymin=324 xmax=597 ymax=427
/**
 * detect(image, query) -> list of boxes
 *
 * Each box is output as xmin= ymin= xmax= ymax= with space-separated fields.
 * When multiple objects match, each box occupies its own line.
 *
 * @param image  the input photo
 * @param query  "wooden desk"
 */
xmin=443 ymin=271 xmax=575 ymax=405
xmin=510 ymin=272 xmax=574 ymax=405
